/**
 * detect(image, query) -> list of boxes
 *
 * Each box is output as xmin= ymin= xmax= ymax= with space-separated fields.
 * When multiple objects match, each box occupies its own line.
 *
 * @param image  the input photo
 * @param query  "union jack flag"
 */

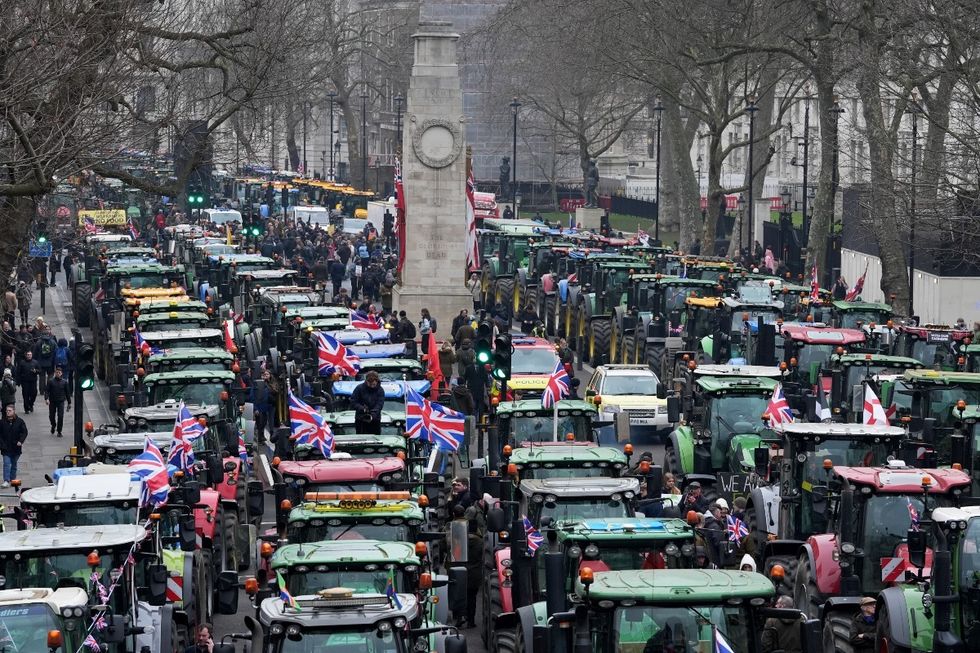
xmin=764 ymin=382 xmax=794 ymax=425
xmin=167 ymin=402 xmax=204 ymax=472
xmin=133 ymin=328 xmax=151 ymax=354
xmin=238 ymin=429 xmax=249 ymax=469
xmin=277 ymin=571 xmax=301 ymax=612
xmin=84 ymin=634 xmax=102 ymax=651
xmin=845 ymin=264 xmax=868 ymax=302
xmin=809 ymin=264 xmax=821 ymax=303
xmin=128 ymin=220 xmax=140 ymax=241
xmin=541 ymin=360 xmax=571 ymax=409
xmin=727 ymin=515 xmax=749 ymax=543
xmin=128 ymin=437 xmax=170 ymax=507
xmin=83 ymin=216 xmax=97 ymax=234
xmin=907 ymin=497 xmax=920 ymax=531
xmin=523 ymin=515 xmax=544 ymax=554
xmin=349 ymin=309 xmax=384 ymax=330
xmin=316 ymin=332 xmax=361 ymax=377
xmin=93 ymin=615 xmax=108 ymax=631
xmin=288 ymin=391 xmax=334 ymax=458
xmin=405 ymin=385 xmax=463 ymax=452
xmin=94 ymin=287 xmax=106 ymax=302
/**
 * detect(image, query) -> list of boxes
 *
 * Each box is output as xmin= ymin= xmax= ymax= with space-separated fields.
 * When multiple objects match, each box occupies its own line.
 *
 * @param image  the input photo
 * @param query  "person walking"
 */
xmin=15 ymin=282 xmax=31 ymax=326
xmin=250 ymin=369 xmax=279 ymax=441
xmin=15 ymin=350 xmax=39 ymax=413
xmin=33 ymin=326 xmax=57 ymax=391
xmin=54 ymin=338 xmax=72 ymax=389
xmin=0 ymin=370 xmax=16 ymax=408
xmin=351 ymin=371 xmax=385 ymax=435
xmin=467 ymin=273 xmax=482 ymax=313
xmin=418 ymin=309 xmax=436 ymax=356
xmin=2 ymin=288 xmax=16 ymax=327
xmin=0 ymin=404 xmax=27 ymax=487
xmin=48 ymin=252 xmax=61 ymax=287
xmin=44 ymin=366 xmax=70 ymax=437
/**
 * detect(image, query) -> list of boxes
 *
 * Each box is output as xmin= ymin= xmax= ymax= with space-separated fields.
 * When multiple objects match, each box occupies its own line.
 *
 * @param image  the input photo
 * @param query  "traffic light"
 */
xmin=475 ymin=322 xmax=493 ymax=366
xmin=77 ymin=344 xmax=95 ymax=391
xmin=187 ymin=188 xmax=206 ymax=207
xmin=249 ymin=220 xmax=263 ymax=238
xmin=492 ymin=333 xmax=512 ymax=381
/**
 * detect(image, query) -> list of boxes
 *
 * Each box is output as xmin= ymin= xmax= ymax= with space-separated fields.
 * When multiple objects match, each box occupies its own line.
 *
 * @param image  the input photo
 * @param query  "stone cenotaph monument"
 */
xmin=393 ymin=21 xmax=472 ymax=332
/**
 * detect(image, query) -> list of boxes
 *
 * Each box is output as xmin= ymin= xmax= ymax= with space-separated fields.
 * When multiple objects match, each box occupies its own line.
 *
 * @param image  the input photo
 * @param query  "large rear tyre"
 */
xmin=824 ymin=611 xmax=856 ymax=653
xmin=496 ymin=278 xmax=515 ymax=315
xmin=664 ymin=447 xmax=681 ymax=477
xmin=545 ymin=296 xmax=557 ymax=336
xmin=74 ymin=283 xmax=92 ymax=328
xmin=590 ymin=320 xmax=611 ymax=366
xmin=481 ymin=565 xmax=502 ymax=647
xmin=646 ymin=345 xmax=665 ymax=380
xmin=794 ymin=555 xmax=821 ymax=620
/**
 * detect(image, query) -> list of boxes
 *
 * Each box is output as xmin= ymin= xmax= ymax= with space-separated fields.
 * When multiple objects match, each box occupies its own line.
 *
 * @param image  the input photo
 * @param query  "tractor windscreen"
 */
xmin=272 ymin=627 xmax=400 ymax=653
xmin=611 ymin=605 xmax=751 ymax=653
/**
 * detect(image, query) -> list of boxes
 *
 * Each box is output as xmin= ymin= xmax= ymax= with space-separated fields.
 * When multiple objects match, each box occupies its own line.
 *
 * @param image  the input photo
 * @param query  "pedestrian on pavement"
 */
xmin=54 ymin=338 xmax=71 ymax=389
xmin=351 ymin=371 xmax=385 ymax=435
xmin=0 ymin=404 xmax=27 ymax=487
xmin=438 ymin=341 xmax=456 ymax=387
xmin=33 ymin=327 xmax=57 ymax=390
xmin=184 ymin=623 xmax=214 ymax=653
xmin=398 ymin=311 xmax=417 ymax=358
xmin=454 ymin=318 xmax=475 ymax=349
xmin=451 ymin=310 xmax=469 ymax=338
xmin=456 ymin=340 xmax=475 ymax=379
xmin=2 ymin=288 xmax=15 ymax=327
xmin=48 ymin=252 xmax=61 ymax=287
xmin=250 ymin=369 xmax=279 ymax=441
xmin=467 ymin=273 xmax=481 ymax=313
xmin=849 ymin=597 xmax=877 ymax=653
xmin=418 ymin=309 xmax=436 ymax=356
xmin=62 ymin=253 xmax=74 ymax=288
xmin=15 ymin=282 xmax=30 ymax=326
xmin=0 ymin=370 xmax=16 ymax=408
xmin=15 ymin=350 xmax=39 ymax=413
xmin=762 ymin=596 xmax=803 ymax=653
xmin=44 ymin=366 xmax=70 ymax=437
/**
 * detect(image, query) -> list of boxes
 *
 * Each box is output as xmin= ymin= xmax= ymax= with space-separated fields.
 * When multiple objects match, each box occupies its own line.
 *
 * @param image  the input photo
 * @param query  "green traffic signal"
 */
xmin=76 ymin=343 xmax=95 ymax=391
xmin=36 ymin=235 xmax=47 ymax=243
xmin=80 ymin=377 xmax=95 ymax=390
xmin=476 ymin=347 xmax=491 ymax=365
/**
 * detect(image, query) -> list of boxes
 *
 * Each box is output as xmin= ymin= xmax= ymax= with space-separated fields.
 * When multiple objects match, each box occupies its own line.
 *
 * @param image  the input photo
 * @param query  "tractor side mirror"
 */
xmin=656 ymin=382 xmax=667 ymax=400
xmin=216 ymin=570 xmax=240 ymax=615
xmin=148 ymin=564 xmax=168 ymax=606
xmin=800 ymin=618 xmax=822 ymax=653
xmin=666 ymin=396 xmax=680 ymax=423
xmin=907 ymin=529 xmax=927 ymax=569
xmin=922 ymin=418 xmax=936 ymax=444
xmin=487 ymin=507 xmax=508 ymax=533
xmin=207 ymin=454 xmax=223 ymax=486
xmin=103 ymin=615 xmax=127 ymax=644
xmin=444 ymin=634 xmax=468 ymax=653
xmin=247 ymin=480 xmax=265 ymax=520
xmin=753 ymin=448 xmax=769 ymax=476
xmin=179 ymin=514 xmax=197 ymax=552
xmin=448 ymin=566 xmax=468 ymax=617
xmin=181 ymin=480 xmax=201 ymax=507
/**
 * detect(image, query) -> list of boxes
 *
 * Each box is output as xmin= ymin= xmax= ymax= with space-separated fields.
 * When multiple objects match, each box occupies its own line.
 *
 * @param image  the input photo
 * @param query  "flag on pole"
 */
xmin=523 ymin=515 xmax=544 ymax=554
xmin=815 ymin=382 xmax=833 ymax=422
xmin=128 ymin=437 xmax=171 ymax=507
xmin=405 ymin=385 xmax=463 ymax=452
xmin=223 ymin=318 xmax=236 ymax=353
xmin=167 ymin=402 xmax=204 ymax=472
xmin=276 ymin=571 xmax=301 ymax=612
xmin=845 ymin=263 xmax=869 ymax=302
xmin=394 ymin=157 xmax=407 ymax=274
xmin=385 ymin=569 xmax=403 ymax=609
xmin=863 ymin=385 xmax=890 ymax=425
xmin=316 ymin=332 xmax=361 ymax=377
xmin=423 ymin=332 xmax=444 ymax=391
xmin=809 ymin=264 xmax=821 ymax=302
xmin=128 ymin=220 xmax=140 ymax=241
xmin=349 ymin=309 xmax=384 ymax=330
xmin=764 ymin=382 xmax=795 ymax=425
xmin=133 ymin=328 xmax=152 ymax=354
xmin=907 ymin=497 xmax=920 ymax=531
xmin=465 ymin=169 xmax=481 ymax=272
xmin=714 ymin=627 xmax=736 ymax=653
xmin=288 ymin=391 xmax=335 ymax=458
xmin=541 ymin=360 xmax=571 ymax=409
xmin=727 ymin=515 xmax=749 ymax=543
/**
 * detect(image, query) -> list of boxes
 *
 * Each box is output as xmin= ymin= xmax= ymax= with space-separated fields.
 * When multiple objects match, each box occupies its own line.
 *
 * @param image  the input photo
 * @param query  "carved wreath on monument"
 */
xmin=411 ymin=117 xmax=463 ymax=169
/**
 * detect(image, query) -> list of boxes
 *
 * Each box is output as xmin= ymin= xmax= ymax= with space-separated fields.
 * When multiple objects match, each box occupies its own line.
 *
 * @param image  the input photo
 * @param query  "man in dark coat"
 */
xmin=849 ymin=597 xmax=877 ymax=653
xmin=15 ymin=350 xmax=39 ymax=413
xmin=44 ymin=366 xmax=71 ymax=437
xmin=0 ymin=404 xmax=27 ymax=486
xmin=350 ymin=371 xmax=385 ymax=434
xmin=762 ymin=596 xmax=803 ymax=653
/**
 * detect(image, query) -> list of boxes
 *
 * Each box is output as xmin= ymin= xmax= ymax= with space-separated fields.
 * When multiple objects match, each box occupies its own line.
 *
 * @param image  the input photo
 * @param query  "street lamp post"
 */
xmin=510 ymin=97 xmax=521 ymax=217
xmin=907 ymin=92 xmax=922 ymax=317
xmin=361 ymin=92 xmax=368 ymax=191
xmin=828 ymin=96 xmax=846 ymax=287
xmin=328 ymin=91 xmax=337 ymax=181
xmin=696 ymin=154 xmax=705 ymax=224
xmin=394 ymin=94 xmax=404 ymax=153
xmin=746 ymin=94 xmax=759 ymax=260
xmin=736 ymin=193 xmax=746 ymax=257
xmin=780 ymin=186 xmax=792 ymax=261
xmin=801 ymin=85 xmax=811 ymax=245
xmin=302 ymin=102 xmax=308 ymax=175
xmin=653 ymin=96 xmax=665 ymax=242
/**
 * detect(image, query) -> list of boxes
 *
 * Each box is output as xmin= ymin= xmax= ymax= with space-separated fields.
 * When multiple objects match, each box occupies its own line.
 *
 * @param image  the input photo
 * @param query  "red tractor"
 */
xmin=793 ymin=463 xmax=970 ymax=619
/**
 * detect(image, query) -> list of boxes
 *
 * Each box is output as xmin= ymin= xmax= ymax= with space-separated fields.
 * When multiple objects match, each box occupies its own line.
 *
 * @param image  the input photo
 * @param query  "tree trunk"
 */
xmin=804 ymin=76 xmax=837 ymax=284
xmin=340 ymin=97 xmax=364 ymax=189
xmin=286 ymin=104 xmax=300 ymax=172
xmin=919 ymin=68 xmax=953 ymax=203
xmin=665 ymin=105 xmax=699 ymax=252
xmin=702 ymin=130 xmax=726 ymax=256
xmin=856 ymin=2 xmax=910 ymax=314
xmin=0 ymin=199 xmax=37 ymax=286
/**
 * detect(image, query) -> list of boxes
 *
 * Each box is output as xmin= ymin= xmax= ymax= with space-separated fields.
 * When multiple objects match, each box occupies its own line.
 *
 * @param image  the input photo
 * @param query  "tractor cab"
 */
xmin=283 ymin=492 xmax=429 ymax=545
xmin=826 ymin=353 xmax=923 ymax=422
xmin=507 ymin=445 xmax=628 ymax=480
xmin=21 ymin=473 xmax=141 ymax=528
xmin=137 ymin=328 xmax=225 ymax=352
xmin=89 ymin=430 xmax=175 ymax=464
xmin=145 ymin=347 xmax=235 ymax=374
xmin=492 ymin=400 xmax=598 ymax=451
xmin=272 ymin=457 xmax=409 ymax=521
xmin=136 ymin=310 xmax=211 ymax=333
xmin=778 ymin=324 xmax=866 ymax=390
xmin=893 ymin=324 xmax=972 ymax=370
xmin=830 ymin=300 xmax=894 ymax=329
xmin=519 ymin=477 xmax=639 ymax=526
xmin=0 ymin=588 xmax=91 ymax=653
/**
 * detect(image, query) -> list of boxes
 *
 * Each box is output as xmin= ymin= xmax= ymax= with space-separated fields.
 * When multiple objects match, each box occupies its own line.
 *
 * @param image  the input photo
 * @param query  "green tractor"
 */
xmin=828 ymin=300 xmax=894 ymax=329
xmin=573 ymin=260 xmax=654 ymax=366
xmin=663 ymin=364 xmax=784 ymax=501
xmin=480 ymin=230 xmax=538 ymax=314
xmin=825 ymin=353 xmax=922 ymax=422
xmin=507 ymin=445 xmax=629 ymax=480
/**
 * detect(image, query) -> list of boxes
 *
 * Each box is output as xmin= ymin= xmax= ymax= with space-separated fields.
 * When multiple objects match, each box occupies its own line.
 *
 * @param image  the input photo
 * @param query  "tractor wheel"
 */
xmin=609 ymin=321 xmax=619 ymax=364
xmin=199 ymin=548 xmax=214 ymax=627
xmin=646 ymin=344 xmax=665 ymax=379
xmin=590 ymin=320 xmax=611 ymax=366
xmin=515 ymin=621 xmax=530 ymax=653
xmin=525 ymin=287 xmax=539 ymax=320
xmin=794 ymin=555 xmax=822 ymax=620
xmin=875 ymin=605 xmax=911 ymax=653
xmin=74 ymin=283 xmax=91 ymax=328
xmin=512 ymin=282 xmax=523 ymax=318
xmin=622 ymin=334 xmax=635 ymax=365
xmin=497 ymin=277 xmax=515 ymax=313
xmin=495 ymin=626 xmax=517 ymax=653
xmin=222 ymin=508 xmax=241 ymax=573
xmin=545 ymin=296 xmax=557 ymax=335
xmin=824 ymin=611 xmax=856 ymax=653
xmin=481 ymin=566 xmax=503 ymax=648
xmin=763 ymin=554 xmax=797 ymax=597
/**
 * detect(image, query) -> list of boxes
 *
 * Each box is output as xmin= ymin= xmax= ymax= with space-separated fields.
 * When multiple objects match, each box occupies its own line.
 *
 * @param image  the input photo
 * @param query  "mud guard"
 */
xmin=876 ymin=587 xmax=916 ymax=650
xmin=747 ymin=487 xmax=780 ymax=538
xmin=821 ymin=595 xmax=867 ymax=633
xmin=668 ymin=427 xmax=696 ymax=475
xmin=516 ymin=602 xmax=547 ymax=651
xmin=805 ymin=535 xmax=842 ymax=596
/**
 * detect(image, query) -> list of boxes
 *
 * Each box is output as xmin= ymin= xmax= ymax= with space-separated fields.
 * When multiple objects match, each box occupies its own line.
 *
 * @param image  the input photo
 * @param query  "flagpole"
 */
xmin=552 ymin=401 xmax=559 ymax=442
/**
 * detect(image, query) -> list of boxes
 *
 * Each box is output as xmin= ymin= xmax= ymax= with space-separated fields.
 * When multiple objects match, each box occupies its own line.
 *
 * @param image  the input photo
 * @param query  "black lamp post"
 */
xmin=906 ymin=92 xmax=922 ymax=317
xmin=653 ymin=96 xmax=665 ymax=241
xmin=736 ymin=193 xmax=746 ymax=257
xmin=302 ymin=102 xmax=308 ymax=175
xmin=510 ymin=97 xmax=521 ymax=214
xmin=780 ymin=186 xmax=792 ymax=260
xmin=361 ymin=92 xmax=369 ymax=191
xmin=394 ymin=94 xmax=404 ymax=153
xmin=746 ymin=94 xmax=759 ymax=259
xmin=828 ymin=95 xmax=845 ymax=230
xmin=696 ymin=154 xmax=705 ymax=224
xmin=328 ymin=91 xmax=337 ymax=181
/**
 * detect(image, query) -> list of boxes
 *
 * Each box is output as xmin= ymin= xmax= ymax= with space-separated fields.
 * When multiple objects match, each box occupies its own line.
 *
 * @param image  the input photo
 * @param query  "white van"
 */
xmin=202 ymin=208 xmax=242 ymax=225
xmin=288 ymin=205 xmax=330 ymax=227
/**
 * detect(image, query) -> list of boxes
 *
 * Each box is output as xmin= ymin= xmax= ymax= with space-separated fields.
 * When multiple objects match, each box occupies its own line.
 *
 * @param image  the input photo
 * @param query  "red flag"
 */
xmin=394 ymin=158 xmax=407 ymax=275
xmin=424 ymin=332 xmax=444 ymax=391
xmin=809 ymin=264 xmax=820 ymax=303
xmin=465 ymin=170 xmax=480 ymax=272
xmin=845 ymin=264 xmax=869 ymax=302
